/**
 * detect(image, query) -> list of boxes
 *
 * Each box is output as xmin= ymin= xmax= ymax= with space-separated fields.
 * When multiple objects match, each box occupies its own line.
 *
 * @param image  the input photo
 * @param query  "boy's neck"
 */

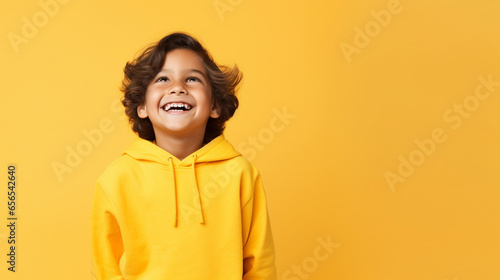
xmin=154 ymin=131 xmax=205 ymax=161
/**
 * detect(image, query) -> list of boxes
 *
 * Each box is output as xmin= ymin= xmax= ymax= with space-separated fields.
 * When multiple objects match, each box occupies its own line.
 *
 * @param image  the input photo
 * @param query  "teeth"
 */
xmin=163 ymin=102 xmax=192 ymax=111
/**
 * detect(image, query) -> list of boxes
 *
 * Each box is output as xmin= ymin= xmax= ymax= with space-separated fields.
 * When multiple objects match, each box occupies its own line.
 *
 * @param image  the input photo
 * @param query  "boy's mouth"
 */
xmin=162 ymin=102 xmax=193 ymax=112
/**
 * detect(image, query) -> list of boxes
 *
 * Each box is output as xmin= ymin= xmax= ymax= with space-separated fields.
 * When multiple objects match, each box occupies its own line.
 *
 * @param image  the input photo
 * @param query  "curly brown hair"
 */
xmin=121 ymin=32 xmax=242 ymax=143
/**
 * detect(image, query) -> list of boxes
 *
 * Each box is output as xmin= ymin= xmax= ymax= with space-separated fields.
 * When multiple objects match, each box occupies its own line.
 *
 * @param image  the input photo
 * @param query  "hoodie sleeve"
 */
xmin=241 ymin=173 xmax=277 ymax=280
xmin=90 ymin=182 xmax=124 ymax=280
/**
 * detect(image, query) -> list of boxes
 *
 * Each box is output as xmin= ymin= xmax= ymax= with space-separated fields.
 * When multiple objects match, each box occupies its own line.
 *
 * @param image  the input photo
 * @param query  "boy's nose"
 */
xmin=168 ymin=82 xmax=186 ymax=95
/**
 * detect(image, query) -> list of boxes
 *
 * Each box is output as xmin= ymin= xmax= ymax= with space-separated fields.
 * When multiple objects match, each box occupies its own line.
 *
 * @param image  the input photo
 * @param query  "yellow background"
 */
xmin=1 ymin=0 xmax=499 ymax=279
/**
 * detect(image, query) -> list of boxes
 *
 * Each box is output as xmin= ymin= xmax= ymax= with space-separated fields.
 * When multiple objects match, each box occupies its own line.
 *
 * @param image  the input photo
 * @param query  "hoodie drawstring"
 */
xmin=191 ymin=154 xmax=205 ymax=224
xmin=168 ymin=155 xmax=205 ymax=227
xmin=167 ymin=157 xmax=178 ymax=227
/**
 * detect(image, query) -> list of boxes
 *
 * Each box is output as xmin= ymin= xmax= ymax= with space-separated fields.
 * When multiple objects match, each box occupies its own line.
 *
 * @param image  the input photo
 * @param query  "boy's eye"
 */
xmin=187 ymin=77 xmax=200 ymax=82
xmin=155 ymin=77 xmax=168 ymax=82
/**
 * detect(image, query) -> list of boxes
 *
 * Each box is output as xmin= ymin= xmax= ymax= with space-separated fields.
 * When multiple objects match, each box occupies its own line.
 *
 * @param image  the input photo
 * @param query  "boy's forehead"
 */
xmin=162 ymin=49 xmax=205 ymax=70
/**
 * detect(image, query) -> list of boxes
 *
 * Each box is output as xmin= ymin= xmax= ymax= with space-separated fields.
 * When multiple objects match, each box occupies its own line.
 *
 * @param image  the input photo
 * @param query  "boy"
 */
xmin=90 ymin=32 xmax=277 ymax=280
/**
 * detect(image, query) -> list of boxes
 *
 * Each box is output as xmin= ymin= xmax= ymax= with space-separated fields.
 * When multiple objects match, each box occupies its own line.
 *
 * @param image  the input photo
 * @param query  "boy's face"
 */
xmin=138 ymin=49 xmax=219 ymax=139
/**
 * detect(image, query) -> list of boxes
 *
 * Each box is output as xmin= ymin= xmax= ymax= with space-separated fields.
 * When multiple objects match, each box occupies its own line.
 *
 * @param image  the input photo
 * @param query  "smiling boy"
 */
xmin=90 ymin=33 xmax=277 ymax=280
xmin=136 ymin=48 xmax=220 ymax=160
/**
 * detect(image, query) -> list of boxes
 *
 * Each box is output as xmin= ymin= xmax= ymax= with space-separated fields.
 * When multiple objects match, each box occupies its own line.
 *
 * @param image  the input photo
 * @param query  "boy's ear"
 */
xmin=137 ymin=104 xmax=148 ymax=118
xmin=210 ymin=102 xmax=220 ymax=119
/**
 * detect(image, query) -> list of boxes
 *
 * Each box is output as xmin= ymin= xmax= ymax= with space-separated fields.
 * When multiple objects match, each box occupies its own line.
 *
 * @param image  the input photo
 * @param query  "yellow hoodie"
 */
xmin=90 ymin=135 xmax=277 ymax=280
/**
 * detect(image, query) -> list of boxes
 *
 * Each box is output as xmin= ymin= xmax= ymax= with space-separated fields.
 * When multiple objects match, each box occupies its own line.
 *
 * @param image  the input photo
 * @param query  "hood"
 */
xmin=123 ymin=134 xmax=240 ymax=227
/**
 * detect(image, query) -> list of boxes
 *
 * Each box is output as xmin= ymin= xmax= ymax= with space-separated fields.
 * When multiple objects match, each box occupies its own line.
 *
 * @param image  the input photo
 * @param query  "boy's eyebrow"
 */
xmin=158 ymin=68 xmax=207 ymax=77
